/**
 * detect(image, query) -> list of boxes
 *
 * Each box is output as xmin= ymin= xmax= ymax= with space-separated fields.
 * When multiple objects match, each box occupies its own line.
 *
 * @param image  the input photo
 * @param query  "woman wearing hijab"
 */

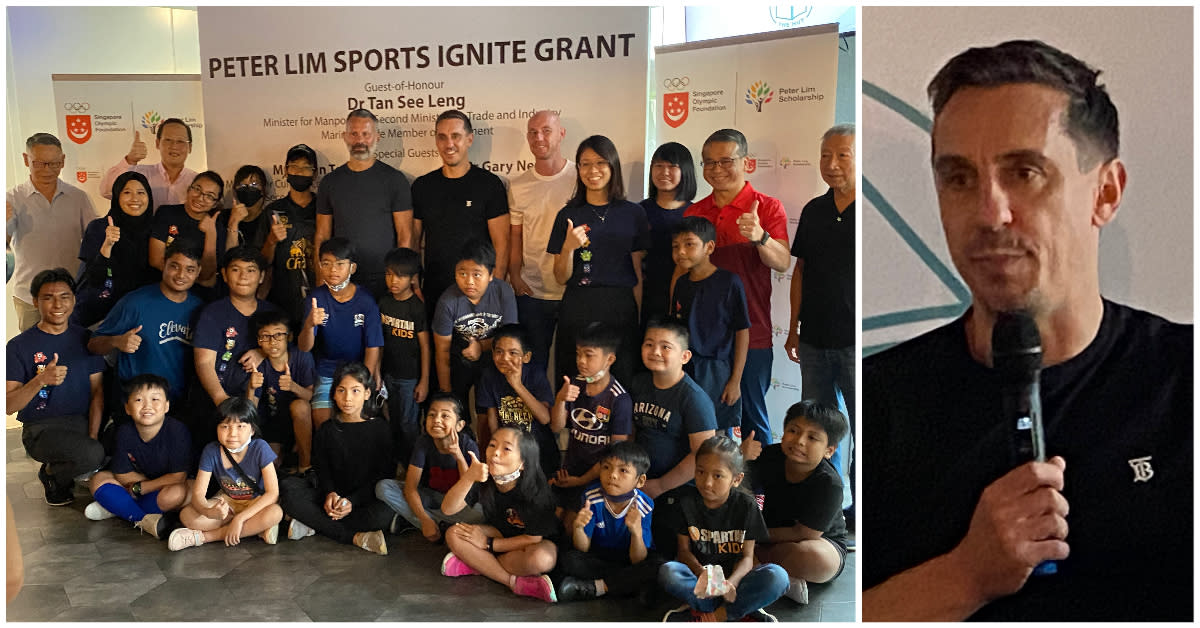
xmin=73 ymin=171 xmax=158 ymax=327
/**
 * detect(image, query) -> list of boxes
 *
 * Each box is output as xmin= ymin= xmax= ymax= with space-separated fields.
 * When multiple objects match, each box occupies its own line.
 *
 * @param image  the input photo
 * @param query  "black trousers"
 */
xmin=558 ymin=548 xmax=665 ymax=597
xmin=278 ymin=476 xmax=394 ymax=544
xmin=555 ymin=285 xmax=641 ymax=386
xmin=21 ymin=415 xmax=105 ymax=485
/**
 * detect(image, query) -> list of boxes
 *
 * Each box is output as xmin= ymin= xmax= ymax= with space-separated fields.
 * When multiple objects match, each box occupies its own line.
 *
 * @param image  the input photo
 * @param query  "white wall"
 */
xmin=4 ymin=6 xmax=200 ymax=388
xmin=863 ymin=6 xmax=1193 ymax=353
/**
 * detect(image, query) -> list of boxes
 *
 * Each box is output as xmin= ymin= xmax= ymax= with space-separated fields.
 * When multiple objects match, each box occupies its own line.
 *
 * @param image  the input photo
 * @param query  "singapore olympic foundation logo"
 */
xmin=63 ymin=102 xmax=90 ymax=113
xmin=663 ymin=91 xmax=689 ymax=129
xmin=66 ymin=115 xmax=92 ymax=145
xmin=662 ymin=76 xmax=690 ymax=90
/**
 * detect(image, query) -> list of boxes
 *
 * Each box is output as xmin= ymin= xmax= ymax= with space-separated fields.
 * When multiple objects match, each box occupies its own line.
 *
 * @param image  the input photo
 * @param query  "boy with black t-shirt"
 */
xmin=378 ymin=247 xmax=430 ymax=464
xmin=742 ymin=400 xmax=849 ymax=604
xmin=669 ymin=217 xmax=750 ymax=437
xmin=262 ymin=143 xmax=319 ymax=329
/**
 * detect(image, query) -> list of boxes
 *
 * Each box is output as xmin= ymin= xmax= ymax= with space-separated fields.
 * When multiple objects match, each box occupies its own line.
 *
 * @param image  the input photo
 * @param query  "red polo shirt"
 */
xmin=685 ymin=182 xmax=789 ymax=349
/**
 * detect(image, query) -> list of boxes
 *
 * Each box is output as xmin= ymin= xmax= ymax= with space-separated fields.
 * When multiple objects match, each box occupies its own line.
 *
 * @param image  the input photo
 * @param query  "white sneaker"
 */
xmin=167 ymin=527 xmax=205 ymax=551
xmin=84 ymin=501 xmax=115 ymax=521
xmin=784 ymin=577 xmax=809 ymax=604
xmin=287 ymin=518 xmax=315 ymax=540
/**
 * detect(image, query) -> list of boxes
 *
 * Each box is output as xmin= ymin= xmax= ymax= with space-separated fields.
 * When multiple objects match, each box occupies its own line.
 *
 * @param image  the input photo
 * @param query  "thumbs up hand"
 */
xmin=309 ymin=297 xmax=327 ymax=327
xmin=37 ymin=353 xmax=68 ymax=387
xmin=739 ymin=431 xmax=762 ymax=461
xmin=269 ymin=213 xmax=288 ymax=243
xmin=126 ymin=131 xmax=148 ymax=165
xmin=564 ymin=218 xmax=589 ymax=251
xmin=100 ymin=216 xmax=121 ymax=257
xmin=558 ymin=376 xmax=580 ymax=403
xmin=466 ymin=450 xmax=489 ymax=483
xmin=117 ymin=325 xmax=144 ymax=354
xmin=278 ymin=362 xmax=294 ymax=393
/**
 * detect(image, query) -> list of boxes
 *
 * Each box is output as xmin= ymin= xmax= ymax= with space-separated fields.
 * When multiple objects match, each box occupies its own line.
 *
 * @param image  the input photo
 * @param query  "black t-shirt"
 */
xmin=313 ymin=417 xmax=396 ymax=507
xmin=863 ymin=300 xmax=1192 ymax=621
xmin=791 ymin=188 xmax=854 ymax=348
xmin=411 ymin=165 xmax=508 ymax=304
xmin=641 ymin=198 xmax=690 ymax=321
xmin=378 ymin=293 xmax=426 ymax=381
xmin=263 ymin=195 xmax=316 ymax=327
xmin=481 ymin=483 xmax=562 ymax=540
xmin=751 ymin=448 xmax=847 ymax=549
xmin=316 ymin=161 xmax=412 ymax=281
xmin=674 ymin=485 xmax=768 ymax=574
xmin=547 ymin=201 xmax=651 ymax=289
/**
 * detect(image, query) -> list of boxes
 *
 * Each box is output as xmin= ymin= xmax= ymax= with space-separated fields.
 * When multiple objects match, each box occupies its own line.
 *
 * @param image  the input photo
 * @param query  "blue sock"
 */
xmin=93 ymin=483 xmax=147 ymax=523
xmin=136 ymin=491 xmax=163 ymax=515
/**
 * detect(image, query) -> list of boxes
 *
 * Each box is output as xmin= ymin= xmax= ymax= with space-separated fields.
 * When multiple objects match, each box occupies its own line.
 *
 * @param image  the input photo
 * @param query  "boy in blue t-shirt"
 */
xmin=7 ymin=269 xmax=107 ymax=505
xmin=475 ymin=325 xmax=556 ymax=476
xmin=557 ymin=440 xmax=662 ymax=603
xmin=378 ymin=247 xmax=430 ymax=465
xmin=299 ymin=237 xmax=384 ymax=428
xmin=549 ymin=322 xmax=633 ymax=519
xmin=432 ymin=238 xmax=517 ymax=429
xmin=669 ymin=217 xmax=750 ymax=437
xmin=227 ymin=309 xmax=316 ymax=473
xmin=85 ymin=374 xmax=191 ymax=539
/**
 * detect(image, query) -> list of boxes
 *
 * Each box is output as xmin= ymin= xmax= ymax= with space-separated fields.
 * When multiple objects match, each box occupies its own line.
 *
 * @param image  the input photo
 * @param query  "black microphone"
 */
xmin=992 ymin=310 xmax=1056 ymax=576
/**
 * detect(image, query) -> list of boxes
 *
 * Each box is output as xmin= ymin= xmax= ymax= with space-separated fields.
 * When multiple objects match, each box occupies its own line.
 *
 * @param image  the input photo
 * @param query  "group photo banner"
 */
xmin=51 ymin=74 xmax=208 ymax=212
xmin=197 ymin=6 xmax=650 ymax=200
xmin=654 ymin=24 xmax=839 ymax=444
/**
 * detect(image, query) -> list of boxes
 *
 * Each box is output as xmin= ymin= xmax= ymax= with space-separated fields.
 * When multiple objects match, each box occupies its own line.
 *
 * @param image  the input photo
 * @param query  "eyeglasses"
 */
xmin=188 ymin=185 xmax=219 ymax=203
xmin=31 ymin=160 xmax=65 ymax=170
xmin=257 ymin=332 xmax=289 ymax=343
xmin=578 ymin=160 xmax=610 ymax=170
xmin=701 ymin=158 xmax=738 ymax=170
xmin=160 ymin=138 xmax=190 ymax=147
xmin=237 ymin=181 xmax=262 ymax=189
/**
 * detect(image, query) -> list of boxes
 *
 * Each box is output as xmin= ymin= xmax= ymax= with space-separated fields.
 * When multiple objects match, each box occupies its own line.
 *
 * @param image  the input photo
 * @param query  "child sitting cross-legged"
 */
xmin=555 ymin=440 xmax=663 ymax=604
xmin=85 ymin=374 xmax=192 ymax=540
xmin=168 ymin=397 xmax=283 ymax=550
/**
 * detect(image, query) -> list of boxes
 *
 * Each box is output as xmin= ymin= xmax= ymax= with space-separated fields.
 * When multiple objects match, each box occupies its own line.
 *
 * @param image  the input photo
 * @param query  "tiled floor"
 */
xmin=6 ymin=427 xmax=856 ymax=621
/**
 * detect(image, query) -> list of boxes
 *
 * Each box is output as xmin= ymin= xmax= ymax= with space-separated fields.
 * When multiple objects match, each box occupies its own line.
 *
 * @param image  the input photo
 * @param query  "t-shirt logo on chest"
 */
xmin=1128 ymin=456 xmax=1154 ymax=482
xmin=465 ymin=200 xmax=473 ymax=207
xmin=505 ymin=507 xmax=526 ymax=529
xmin=354 ymin=313 xmax=365 ymax=327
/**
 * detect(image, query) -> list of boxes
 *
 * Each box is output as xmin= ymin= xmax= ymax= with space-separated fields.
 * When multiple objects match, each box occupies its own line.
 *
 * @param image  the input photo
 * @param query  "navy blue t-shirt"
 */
xmin=546 ymin=201 xmax=651 ymax=289
xmin=303 ymin=285 xmax=385 ymax=378
xmin=6 ymin=324 xmax=105 ymax=422
xmin=193 ymin=298 xmax=280 ymax=394
xmin=476 ymin=363 xmax=554 ymax=436
xmin=562 ymin=377 xmax=633 ymax=477
xmin=671 ymin=268 xmax=750 ymax=361
xmin=630 ymin=372 xmax=717 ymax=479
xmin=227 ymin=346 xmax=317 ymax=418
xmin=95 ymin=283 xmax=203 ymax=401
xmin=409 ymin=431 xmax=481 ymax=501
xmin=110 ymin=416 xmax=192 ymax=478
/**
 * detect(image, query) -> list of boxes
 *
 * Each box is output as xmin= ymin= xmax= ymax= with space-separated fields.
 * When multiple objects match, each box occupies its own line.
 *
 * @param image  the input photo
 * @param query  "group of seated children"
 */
xmin=71 ymin=215 xmax=846 ymax=618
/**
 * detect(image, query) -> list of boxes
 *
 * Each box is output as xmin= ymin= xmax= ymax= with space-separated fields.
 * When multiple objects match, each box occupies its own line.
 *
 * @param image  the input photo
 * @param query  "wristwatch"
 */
xmin=131 ymin=481 xmax=143 ymax=497
xmin=756 ymin=230 xmax=771 ymax=246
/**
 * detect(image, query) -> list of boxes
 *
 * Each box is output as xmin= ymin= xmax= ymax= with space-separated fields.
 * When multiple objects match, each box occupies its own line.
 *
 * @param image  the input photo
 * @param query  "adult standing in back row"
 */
xmin=411 ymin=109 xmax=510 ymax=322
xmin=314 ymin=109 xmax=413 ymax=299
xmin=99 ymin=118 xmax=197 ymax=213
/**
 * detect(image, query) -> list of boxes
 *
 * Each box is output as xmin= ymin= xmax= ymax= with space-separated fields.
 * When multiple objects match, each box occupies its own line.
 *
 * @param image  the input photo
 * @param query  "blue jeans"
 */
xmin=740 ymin=348 xmax=773 ymax=445
xmin=384 ymin=375 xmax=421 ymax=466
xmin=516 ymin=295 xmax=560 ymax=371
xmin=658 ymin=561 xmax=789 ymax=619
xmin=375 ymin=479 xmax=485 ymax=528
xmin=797 ymin=342 xmax=855 ymax=509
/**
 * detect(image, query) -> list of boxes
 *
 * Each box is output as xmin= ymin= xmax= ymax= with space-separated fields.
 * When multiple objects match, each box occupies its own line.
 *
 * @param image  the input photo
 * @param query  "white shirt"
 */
xmin=508 ymin=160 xmax=575 ymax=300
xmin=6 ymin=178 xmax=98 ymax=303
xmin=99 ymin=159 xmax=197 ymax=213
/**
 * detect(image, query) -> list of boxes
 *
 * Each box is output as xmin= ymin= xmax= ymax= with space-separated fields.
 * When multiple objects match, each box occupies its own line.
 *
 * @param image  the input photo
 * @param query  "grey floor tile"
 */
xmin=296 ymin=578 xmax=396 ymax=621
xmin=61 ymin=556 xmax=167 ymax=607
xmin=155 ymin=542 xmax=253 ymax=578
xmin=6 ymin=584 xmax=71 ymax=621
xmin=220 ymin=553 xmax=321 ymax=600
xmin=820 ymin=600 xmax=857 ymax=622
xmin=52 ymin=605 xmax=138 ymax=622
xmin=130 ymin=578 xmax=233 ymax=621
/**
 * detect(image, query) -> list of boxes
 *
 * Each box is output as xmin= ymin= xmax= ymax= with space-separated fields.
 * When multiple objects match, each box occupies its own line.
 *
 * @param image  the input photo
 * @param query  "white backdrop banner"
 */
xmin=51 ymin=74 xmax=208 ymax=211
xmin=654 ymin=25 xmax=840 ymax=441
xmin=196 ymin=6 xmax=649 ymax=202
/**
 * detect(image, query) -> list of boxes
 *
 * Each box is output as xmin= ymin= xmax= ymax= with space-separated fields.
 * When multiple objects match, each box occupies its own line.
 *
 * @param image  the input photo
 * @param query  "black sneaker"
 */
xmin=388 ymin=513 xmax=416 ymax=535
xmin=38 ymin=464 xmax=73 ymax=506
xmin=556 ymin=576 xmax=598 ymax=602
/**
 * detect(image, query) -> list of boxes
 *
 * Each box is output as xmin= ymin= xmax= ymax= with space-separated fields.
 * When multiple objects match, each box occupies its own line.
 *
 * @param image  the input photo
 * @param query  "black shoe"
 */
xmin=388 ymin=513 xmax=416 ymax=535
xmin=38 ymin=464 xmax=73 ymax=506
xmin=557 ymin=576 xmax=598 ymax=602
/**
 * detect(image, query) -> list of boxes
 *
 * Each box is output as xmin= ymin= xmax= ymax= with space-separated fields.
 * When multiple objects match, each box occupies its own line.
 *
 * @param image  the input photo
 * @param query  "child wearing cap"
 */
xmin=262 ymin=143 xmax=319 ymax=329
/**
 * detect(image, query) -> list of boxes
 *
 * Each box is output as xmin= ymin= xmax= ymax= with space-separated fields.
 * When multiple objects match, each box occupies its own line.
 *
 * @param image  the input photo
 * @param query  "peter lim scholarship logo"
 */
xmin=745 ymin=81 xmax=774 ymax=112
xmin=142 ymin=111 xmax=163 ymax=132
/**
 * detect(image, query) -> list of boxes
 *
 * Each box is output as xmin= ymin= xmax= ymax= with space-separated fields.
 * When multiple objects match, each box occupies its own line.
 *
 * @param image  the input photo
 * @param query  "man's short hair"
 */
xmin=30 ymin=268 xmax=75 ymax=299
xmin=384 ymin=247 xmax=422 ymax=278
xmin=286 ymin=143 xmax=317 ymax=166
xmin=784 ymin=399 xmax=849 ymax=446
xmin=456 ymin=237 xmax=496 ymax=271
xmin=221 ymin=244 xmax=266 ymax=271
xmin=823 ymin=123 xmax=856 ymax=142
xmin=319 ymin=237 xmax=356 ymax=263
xmin=644 ymin=316 xmax=690 ymax=351
xmin=25 ymin=133 xmax=62 ymax=152
xmin=492 ymin=324 xmax=531 ymax=355
xmin=672 ymin=215 xmax=717 ymax=246
xmin=703 ymin=128 xmax=749 ymax=159
xmin=927 ymin=39 xmax=1119 ymax=170
xmin=603 ymin=440 xmax=651 ymax=477
xmin=251 ymin=309 xmax=292 ymax=335
xmin=435 ymin=109 xmax=473 ymax=135
xmin=164 ymin=241 xmax=203 ymax=265
xmin=576 ymin=321 xmax=620 ymax=354
xmin=155 ymin=118 xmax=192 ymax=144
xmin=346 ymin=108 xmax=378 ymax=126
xmin=124 ymin=373 xmax=171 ymax=399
